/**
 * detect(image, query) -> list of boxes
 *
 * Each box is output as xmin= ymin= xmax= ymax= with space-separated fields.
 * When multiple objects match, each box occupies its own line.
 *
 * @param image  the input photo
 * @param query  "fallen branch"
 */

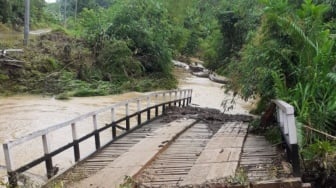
xmin=1 ymin=49 xmax=23 ymax=56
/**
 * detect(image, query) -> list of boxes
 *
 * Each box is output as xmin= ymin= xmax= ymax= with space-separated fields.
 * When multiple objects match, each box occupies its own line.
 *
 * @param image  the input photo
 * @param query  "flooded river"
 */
xmin=0 ymin=66 xmax=255 ymax=183
xmin=0 ymin=92 xmax=145 ymax=183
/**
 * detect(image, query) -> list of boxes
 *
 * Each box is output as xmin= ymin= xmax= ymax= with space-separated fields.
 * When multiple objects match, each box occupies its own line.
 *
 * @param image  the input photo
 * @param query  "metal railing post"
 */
xmin=169 ymin=91 xmax=172 ymax=107
xmin=3 ymin=143 xmax=17 ymax=187
xmin=182 ymin=90 xmax=186 ymax=107
xmin=147 ymin=96 xmax=151 ymax=120
xmin=137 ymin=99 xmax=141 ymax=125
xmin=273 ymin=99 xmax=300 ymax=177
xmin=125 ymin=103 xmax=130 ymax=130
xmin=112 ymin=126 xmax=117 ymax=139
xmin=111 ymin=108 xmax=116 ymax=138
xmin=178 ymin=90 xmax=182 ymax=107
xmin=93 ymin=115 xmax=100 ymax=150
xmin=42 ymin=134 xmax=54 ymax=178
xmin=72 ymin=123 xmax=80 ymax=162
xmin=162 ymin=93 xmax=166 ymax=114
xmin=189 ymin=89 xmax=192 ymax=104
xmin=155 ymin=94 xmax=159 ymax=117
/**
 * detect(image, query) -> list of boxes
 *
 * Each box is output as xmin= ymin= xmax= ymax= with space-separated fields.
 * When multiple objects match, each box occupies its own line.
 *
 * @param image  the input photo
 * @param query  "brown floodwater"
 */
xmin=0 ymin=66 xmax=255 ymax=183
xmin=175 ymin=67 xmax=256 ymax=114
xmin=0 ymin=92 xmax=144 ymax=182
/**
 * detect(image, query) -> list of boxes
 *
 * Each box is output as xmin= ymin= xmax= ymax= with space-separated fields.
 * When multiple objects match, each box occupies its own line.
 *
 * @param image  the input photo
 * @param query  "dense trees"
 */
xmin=72 ymin=0 xmax=174 ymax=81
xmin=57 ymin=0 xmax=336 ymax=139
xmin=225 ymin=0 xmax=336 ymax=133
xmin=0 ymin=0 xmax=45 ymax=27
xmin=162 ymin=0 xmax=334 ymax=139
xmin=203 ymin=1 xmax=335 ymax=183
xmin=52 ymin=0 xmax=116 ymax=23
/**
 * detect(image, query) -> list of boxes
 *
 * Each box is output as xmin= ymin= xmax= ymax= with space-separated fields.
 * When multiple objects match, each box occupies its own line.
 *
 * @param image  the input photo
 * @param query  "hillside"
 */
xmin=0 ymin=28 xmax=177 ymax=97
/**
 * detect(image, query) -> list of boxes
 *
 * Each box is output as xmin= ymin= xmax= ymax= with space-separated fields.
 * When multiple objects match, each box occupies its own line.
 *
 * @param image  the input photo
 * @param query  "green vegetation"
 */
xmin=0 ymin=0 xmax=183 ymax=96
xmin=200 ymin=0 xmax=336 ymax=185
xmin=222 ymin=0 xmax=336 ymax=141
xmin=1 ymin=0 xmax=336 ymax=184
xmin=0 ymin=0 xmax=53 ymax=29
xmin=119 ymin=176 xmax=137 ymax=188
xmin=1 ymin=0 xmax=252 ymax=97
xmin=226 ymin=167 xmax=249 ymax=186
xmin=302 ymin=141 xmax=336 ymax=173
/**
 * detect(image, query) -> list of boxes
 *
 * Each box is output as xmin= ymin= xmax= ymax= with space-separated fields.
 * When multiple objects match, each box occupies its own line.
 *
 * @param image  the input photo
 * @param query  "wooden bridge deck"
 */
xmin=43 ymin=112 xmax=294 ymax=188
xmin=240 ymin=134 xmax=286 ymax=181
xmin=44 ymin=118 xmax=168 ymax=187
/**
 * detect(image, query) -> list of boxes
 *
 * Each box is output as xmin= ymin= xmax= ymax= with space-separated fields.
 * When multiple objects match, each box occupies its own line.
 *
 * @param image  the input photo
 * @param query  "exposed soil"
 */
xmin=160 ymin=106 xmax=254 ymax=139
xmin=162 ymin=106 xmax=254 ymax=123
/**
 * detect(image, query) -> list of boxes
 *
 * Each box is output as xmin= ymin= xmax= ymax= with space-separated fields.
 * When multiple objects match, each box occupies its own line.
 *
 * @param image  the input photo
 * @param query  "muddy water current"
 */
xmin=0 ymin=67 xmax=255 ymax=183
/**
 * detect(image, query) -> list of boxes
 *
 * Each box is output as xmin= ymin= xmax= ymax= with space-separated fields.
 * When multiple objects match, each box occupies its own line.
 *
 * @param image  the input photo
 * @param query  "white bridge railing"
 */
xmin=272 ymin=99 xmax=300 ymax=176
xmin=3 ymin=89 xmax=192 ymax=186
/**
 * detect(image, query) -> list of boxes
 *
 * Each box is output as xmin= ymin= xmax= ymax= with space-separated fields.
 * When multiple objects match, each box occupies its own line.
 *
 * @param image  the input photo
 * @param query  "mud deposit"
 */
xmin=162 ymin=106 xmax=254 ymax=123
xmin=161 ymin=106 xmax=253 ymax=134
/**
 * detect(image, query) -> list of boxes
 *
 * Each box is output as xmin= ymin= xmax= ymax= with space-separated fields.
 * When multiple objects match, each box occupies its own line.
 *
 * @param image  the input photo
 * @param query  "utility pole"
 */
xmin=64 ymin=0 xmax=67 ymax=28
xmin=24 ymin=0 xmax=30 ymax=46
xmin=58 ymin=0 xmax=61 ymax=21
xmin=75 ymin=0 xmax=78 ymax=21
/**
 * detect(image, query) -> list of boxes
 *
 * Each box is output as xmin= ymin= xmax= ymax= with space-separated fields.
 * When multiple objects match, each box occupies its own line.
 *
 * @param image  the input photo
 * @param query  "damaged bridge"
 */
xmin=2 ymin=89 xmax=308 ymax=188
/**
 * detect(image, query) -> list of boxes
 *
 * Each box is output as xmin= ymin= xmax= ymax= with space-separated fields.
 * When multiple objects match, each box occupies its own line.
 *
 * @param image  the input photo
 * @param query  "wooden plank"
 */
xmin=206 ymin=162 xmax=238 ymax=180
xmin=150 ymin=165 xmax=193 ymax=169
xmin=239 ymin=133 xmax=287 ymax=182
xmin=180 ymin=122 xmax=248 ymax=186
xmin=251 ymin=178 xmax=302 ymax=188
xmin=180 ymin=164 xmax=211 ymax=185
xmin=150 ymin=175 xmax=185 ymax=179
xmin=136 ymin=122 xmax=213 ymax=186
xmin=68 ymin=118 xmax=196 ymax=187
xmin=153 ymin=169 xmax=189 ymax=173
xmin=46 ymin=121 xmax=162 ymax=185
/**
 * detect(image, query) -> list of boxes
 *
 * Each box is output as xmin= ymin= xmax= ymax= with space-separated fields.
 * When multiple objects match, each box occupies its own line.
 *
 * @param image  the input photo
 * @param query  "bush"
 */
xmin=72 ymin=88 xmax=107 ymax=97
xmin=55 ymin=92 xmax=71 ymax=100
